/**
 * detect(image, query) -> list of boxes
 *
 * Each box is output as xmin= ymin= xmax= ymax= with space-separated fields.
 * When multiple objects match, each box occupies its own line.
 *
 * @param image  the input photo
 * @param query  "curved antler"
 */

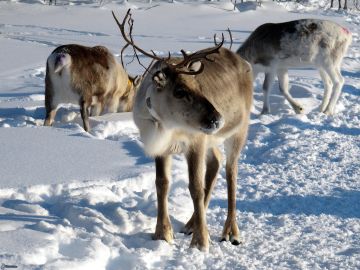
xmin=227 ymin=28 xmax=233 ymax=50
xmin=112 ymin=9 xmax=224 ymax=75
xmin=112 ymin=10 xmax=165 ymax=62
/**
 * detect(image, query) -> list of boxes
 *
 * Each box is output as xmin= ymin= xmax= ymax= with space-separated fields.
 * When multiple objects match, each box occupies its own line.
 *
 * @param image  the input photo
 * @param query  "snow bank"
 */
xmin=0 ymin=0 xmax=359 ymax=269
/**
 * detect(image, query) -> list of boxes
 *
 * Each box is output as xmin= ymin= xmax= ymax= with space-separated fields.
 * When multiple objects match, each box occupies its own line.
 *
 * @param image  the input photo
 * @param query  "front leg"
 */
xmin=261 ymin=72 xmax=275 ymax=114
xmin=186 ymin=140 xmax=209 ymax=251
xmin=182 ymin=147 xmax=222 ymax=235
xmin=80 ymin=97 xmax=90 ymax=132
xmin=153 ymin=155 xmax=174 ymax=243
xmin=222 ymin=131 xmax=248 ymax=245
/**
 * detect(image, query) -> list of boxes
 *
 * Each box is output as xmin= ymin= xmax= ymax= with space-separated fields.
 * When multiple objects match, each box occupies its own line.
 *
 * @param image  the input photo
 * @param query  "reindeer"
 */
xmin=331 ymin=0 xmax=348 ymax=10
xmin=113 ymin=10 xmax=253 ymax=251
xmin=237 ymin=19 xmax=352 ymax=115
xmin=44 ymin=44 xmax=141 ymax=132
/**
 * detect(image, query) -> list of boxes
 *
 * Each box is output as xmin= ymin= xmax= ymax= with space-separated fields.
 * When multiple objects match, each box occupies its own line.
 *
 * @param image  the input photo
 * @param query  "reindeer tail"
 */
xmin=53 ymin=53 xmax=71 ymax=73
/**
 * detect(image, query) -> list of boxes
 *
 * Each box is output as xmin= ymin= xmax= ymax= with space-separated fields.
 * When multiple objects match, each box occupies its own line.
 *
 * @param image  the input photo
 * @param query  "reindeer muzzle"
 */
xmin=200 ymin=112 xmax=224 ymax=134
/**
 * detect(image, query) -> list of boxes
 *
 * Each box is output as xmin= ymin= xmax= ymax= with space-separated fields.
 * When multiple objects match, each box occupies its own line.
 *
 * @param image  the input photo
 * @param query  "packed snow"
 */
xmin=0 ymin=0 xmax=359 ymax=269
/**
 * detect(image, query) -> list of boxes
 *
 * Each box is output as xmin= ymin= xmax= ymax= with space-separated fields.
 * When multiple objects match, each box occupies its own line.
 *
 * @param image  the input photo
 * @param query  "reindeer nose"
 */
xmin=202 ymin=113 xmax=223 ymax=132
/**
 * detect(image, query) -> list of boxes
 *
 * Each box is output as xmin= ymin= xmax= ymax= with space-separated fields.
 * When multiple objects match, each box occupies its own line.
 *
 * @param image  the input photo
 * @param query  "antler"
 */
xmin=112 ymin=9 xmax=224 ymax=75
xmin=214 ymin=28 xmax=232 ymax=49
xmin=171 ymin=35 xmax=224 ymax=75
xmin=227 ymin=27 xmax=233 ymax=50
xmin=112 ymin=10 xmax=166 ymax=64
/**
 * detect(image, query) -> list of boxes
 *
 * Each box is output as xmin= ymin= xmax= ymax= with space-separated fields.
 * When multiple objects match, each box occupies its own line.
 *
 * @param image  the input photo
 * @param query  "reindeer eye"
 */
xmin=173 ymin=88 xmax=188 ymax=99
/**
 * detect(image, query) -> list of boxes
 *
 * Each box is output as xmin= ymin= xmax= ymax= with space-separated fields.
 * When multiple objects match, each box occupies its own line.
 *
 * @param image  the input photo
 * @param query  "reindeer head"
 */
xmin=112 ymin=9 xmax=227 ymax=134
xmin=146 ymin=62 xmax=223 ymax=134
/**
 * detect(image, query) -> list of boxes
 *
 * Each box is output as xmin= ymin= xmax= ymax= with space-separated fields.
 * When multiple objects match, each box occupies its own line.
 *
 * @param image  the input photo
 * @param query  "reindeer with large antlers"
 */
xmin=113 ymin=9 xmax=253 ymax=251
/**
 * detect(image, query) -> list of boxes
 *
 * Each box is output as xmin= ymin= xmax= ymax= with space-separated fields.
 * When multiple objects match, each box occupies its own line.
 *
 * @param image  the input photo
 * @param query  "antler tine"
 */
xmin=180 ymin=49 xmax=188 ymax=58
xmin=227 ymin=27 xmax=233 ymax=50
xmin=213 ymin=33 xmax=218 ymax=46
xmin=120 ymin=43 xmax=130 ymax=67
xmin=113 ymin=9 xmax=225 ymax=76
xmin=172 ymin=32 xmax=224 ymax=73
xmin=112 ymin=9 xmax=164 ymax=62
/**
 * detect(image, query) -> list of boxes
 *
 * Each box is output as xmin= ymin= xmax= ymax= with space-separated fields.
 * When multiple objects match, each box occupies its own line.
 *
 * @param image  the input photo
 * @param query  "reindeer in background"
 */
xmin=44 ymin=44 xmax=141 ymax=132
xmin=237 ymin=19 xmax=352 ymax=115
xmin=331 ymin=0 xmax=348 ymax=10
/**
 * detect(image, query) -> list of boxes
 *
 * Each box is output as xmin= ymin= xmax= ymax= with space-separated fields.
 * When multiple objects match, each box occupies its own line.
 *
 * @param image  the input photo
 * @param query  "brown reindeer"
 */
xmin=113 ymin=10 xmax=253 ymax=251
xmin=44 ymin=44 xmax=141 ymax=132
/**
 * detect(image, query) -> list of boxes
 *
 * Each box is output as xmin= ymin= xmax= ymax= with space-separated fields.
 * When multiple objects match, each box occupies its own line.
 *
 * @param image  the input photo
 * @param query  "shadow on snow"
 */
xmin=210 ymin=189 xmax=360 ymax=219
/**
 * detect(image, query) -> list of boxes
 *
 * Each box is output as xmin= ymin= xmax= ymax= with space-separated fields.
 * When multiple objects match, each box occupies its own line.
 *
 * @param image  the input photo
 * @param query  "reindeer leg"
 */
xmin=186 ymin=140 xmax=209 ymax=251
xmin=44 ymin=70 xmax=57 ymax=126
xmin=319 ymin=68 xmax=333 ymax=113
xmin=153 ymin=155 xmax=174 ymax=243
xmin=80 ymin=97 xmax=90 ymax=132
xmin=221 ymin=129 xmax=248 ymax=245
xmin=182 ymin=147 xmax=222 ymax=235
xmin=261 ymin=72 xmax=275 ymax=114
xmin=90 ymin=96 xmax=104 ymax=116
xmin=44 ymin=105 xmax=57 ymax=126
xmin=323 ymin=65 xmax=344 ymax=115
xmin=278 ymin=69 xmax=303 ymax=114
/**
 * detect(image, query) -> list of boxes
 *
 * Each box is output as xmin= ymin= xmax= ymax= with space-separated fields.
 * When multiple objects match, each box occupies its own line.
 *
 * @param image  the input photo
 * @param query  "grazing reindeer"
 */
xmin=113 ymin=10 xmax=253 ymax=251
xmin=237 ymin=19 xmax=352 ymax=115
xmin=44 ymin=44 xmax=141 ymax=132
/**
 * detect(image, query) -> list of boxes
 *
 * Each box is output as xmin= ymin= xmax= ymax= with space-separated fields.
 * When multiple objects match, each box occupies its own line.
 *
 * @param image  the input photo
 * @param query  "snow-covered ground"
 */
xmin=0 ymin=0 xmax=359 ymax=269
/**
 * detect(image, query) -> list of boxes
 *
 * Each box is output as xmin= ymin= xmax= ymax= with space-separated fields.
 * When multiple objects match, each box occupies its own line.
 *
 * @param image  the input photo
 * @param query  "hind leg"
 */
xmin=44 ymin=73 xmax=57 ymax=126
xmin=323 ymin=65 xmax=344 ymax=115
xmin=318 ymin=68 xmax=333 ymax=113
xmin=261 ymin=72 xmax=275 ymax=114
xmin=80 ymin=97 xmax=91 ymax=132
xmin=90 ymin=96 xmax=104 ymax=116
xmin=107 ymin=92 xmax=121 ymax=113
xmin=44 ymin=107 xmax=58 ymax=126
xmin=44 ymin=95 xmax=58 ymax=126
xmin=277 ymin=69 xmax=303 ymax=114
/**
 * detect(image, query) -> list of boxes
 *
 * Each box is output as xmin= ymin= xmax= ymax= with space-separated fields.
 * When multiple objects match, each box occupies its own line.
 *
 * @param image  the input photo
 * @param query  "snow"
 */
xmin=0 ymin=0 xmax=359 ymax=269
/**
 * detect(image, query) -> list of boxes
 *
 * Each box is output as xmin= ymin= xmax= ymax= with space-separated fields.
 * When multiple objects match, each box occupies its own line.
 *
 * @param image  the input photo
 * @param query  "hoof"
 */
xmin=181 ymin=215 xmax=194 ymax=235
xmin=260 ymin=108 xmax=270 ymax=115
xmin=181 ymin=229 xmax=193 ymax=236
xmin=190 ymin=241 xmax=209 ymax=252
xmin=190 ymin=229 xmax=209 ymax=252
xmin=231 ymin=236 xmax=243 ymax=246
xmin=220 ymin=235 xmax=243 ymax=245
xmin=232 ymin=239 xmax=241 ymax=246
xmin=294 ymin=106 xmax=304 ymax=114
xmin=153 ymin=224 xmax=174 ymax=243
xmin=323 ymin=109 xmax=334 ymax=116
xmin=180 ymin=224 xmax=193 ymax=235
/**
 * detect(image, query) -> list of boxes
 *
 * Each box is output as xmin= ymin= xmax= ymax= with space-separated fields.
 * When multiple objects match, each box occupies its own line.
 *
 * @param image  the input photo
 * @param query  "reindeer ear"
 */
xmin=187 ymin=61 xmax=203 ymax=73
xmin=152 ymin=71 xmax=167 ymax=89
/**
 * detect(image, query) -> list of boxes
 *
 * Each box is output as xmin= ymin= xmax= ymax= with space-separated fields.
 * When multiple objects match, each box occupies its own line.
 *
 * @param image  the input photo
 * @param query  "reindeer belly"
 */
xmin=278 ymin=57 xmax=315 ymax=68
